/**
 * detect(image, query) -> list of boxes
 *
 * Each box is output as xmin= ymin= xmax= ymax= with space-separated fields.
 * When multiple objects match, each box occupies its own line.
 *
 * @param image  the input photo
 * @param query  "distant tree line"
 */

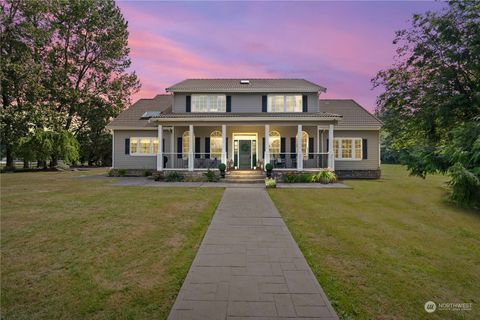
xmin=373 ymin=0 xmax=480 ymax=207
xmin=0 ymin=0 xmax=139 ymax=169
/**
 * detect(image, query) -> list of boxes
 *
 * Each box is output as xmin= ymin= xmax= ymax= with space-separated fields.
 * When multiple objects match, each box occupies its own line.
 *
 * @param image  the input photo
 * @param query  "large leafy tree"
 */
xmin=373 ymin=1 xmax=480 ymax=206
xmin=1 ymin=0 xmax=139 ymax=167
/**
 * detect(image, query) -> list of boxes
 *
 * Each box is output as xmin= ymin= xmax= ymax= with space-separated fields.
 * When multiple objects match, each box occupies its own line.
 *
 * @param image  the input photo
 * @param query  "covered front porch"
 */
xmin=151 ymin=121 xmax=336 ymax=172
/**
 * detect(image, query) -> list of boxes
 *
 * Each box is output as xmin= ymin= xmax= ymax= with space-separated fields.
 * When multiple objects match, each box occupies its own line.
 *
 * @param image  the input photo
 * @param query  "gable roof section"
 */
xmin=166 ymin=79 xmax=326 ymax=93
xmin=319 ymin=99 xmax=382 ymax=129
xmin=107 ymin=94 xmax=173 ymax=129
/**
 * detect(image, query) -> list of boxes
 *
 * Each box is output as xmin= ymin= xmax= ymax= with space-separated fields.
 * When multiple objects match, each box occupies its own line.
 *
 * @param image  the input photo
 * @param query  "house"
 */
xmin=107 ymin=79 xmax=382 ymax=178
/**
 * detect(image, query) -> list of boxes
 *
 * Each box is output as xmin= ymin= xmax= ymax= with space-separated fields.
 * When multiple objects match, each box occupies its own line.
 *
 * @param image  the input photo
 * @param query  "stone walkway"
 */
xmin=168 ymin=188 xmax=338 ymax=320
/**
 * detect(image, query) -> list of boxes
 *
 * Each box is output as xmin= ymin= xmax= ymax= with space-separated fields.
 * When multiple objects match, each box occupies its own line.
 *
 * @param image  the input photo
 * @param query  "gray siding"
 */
xmin=113 ymin=129 xmax=172 ymax=169
xmin=332 ymin=130 xmax=380 ymax=170
xmin=173 ymin=93 xmax=319 ymax=113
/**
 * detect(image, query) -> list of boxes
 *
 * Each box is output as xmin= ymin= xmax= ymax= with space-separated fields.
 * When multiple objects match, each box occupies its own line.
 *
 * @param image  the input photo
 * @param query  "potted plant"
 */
xmin=218 ymin=163 xmax=226 ymax=178
xmin=265 ymin=163 xmax=273 ymax=178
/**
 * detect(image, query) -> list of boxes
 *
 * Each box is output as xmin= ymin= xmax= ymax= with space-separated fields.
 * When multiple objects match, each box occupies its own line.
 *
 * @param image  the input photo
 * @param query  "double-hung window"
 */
xmin=267 ymin=95 xmax=302 ymax=112
xmin=191 ymin=95 xmax=226 ymax=112
xmin=333 ymin=138 xmax=362 ymax=160
xmin=130 ymin=137 xmax=159 ymax=156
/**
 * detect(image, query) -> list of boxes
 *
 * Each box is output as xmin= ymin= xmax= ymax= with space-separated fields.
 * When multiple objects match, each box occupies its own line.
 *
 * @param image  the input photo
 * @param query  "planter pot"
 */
xmin=220 ymin=171 xmax=225 ymax=178
xmin=266 ymin=171 xmax=272 ymax=178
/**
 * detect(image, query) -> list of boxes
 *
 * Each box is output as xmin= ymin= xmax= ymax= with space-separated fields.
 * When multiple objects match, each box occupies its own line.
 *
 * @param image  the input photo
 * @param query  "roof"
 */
xmin=319 ymin=99 xmax=382 ymax=129
xmin=106 ymin=95 xmax=172 ymax=129
xmin=166 ymin=79 xmax=326 ymax=93
xmin=148 ymin=112 xmax=341 ymax=123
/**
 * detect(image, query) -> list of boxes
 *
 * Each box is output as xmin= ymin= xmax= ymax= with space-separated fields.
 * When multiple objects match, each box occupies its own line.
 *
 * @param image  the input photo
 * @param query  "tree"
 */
xmin=1 ymin=0 xmax=139 ymax=167
xmin=373 ymin=1 xmax=480 ymax=207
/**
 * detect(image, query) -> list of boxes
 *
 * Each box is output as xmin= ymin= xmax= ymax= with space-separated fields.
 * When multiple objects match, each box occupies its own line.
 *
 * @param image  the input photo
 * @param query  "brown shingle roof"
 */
xmin=166 ymin=79 xmax=326 ymax=93
xmin=319 ymin=99 xmax=382 ymax=129
xmin=106 ymin=95 xmax=172 ymax=128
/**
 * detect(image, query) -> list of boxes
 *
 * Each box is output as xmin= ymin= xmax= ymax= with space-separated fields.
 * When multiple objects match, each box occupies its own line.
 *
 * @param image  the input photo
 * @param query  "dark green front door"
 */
xmin=238 ymin=140 xmax=251 ymax=169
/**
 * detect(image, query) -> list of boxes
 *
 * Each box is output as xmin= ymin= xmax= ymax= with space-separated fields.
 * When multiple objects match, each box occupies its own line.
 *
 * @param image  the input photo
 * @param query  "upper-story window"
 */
xmin=268 ymin=95 xmax=302 ymax=112
xmin=192 ymin=95 xmax=226 ymax=112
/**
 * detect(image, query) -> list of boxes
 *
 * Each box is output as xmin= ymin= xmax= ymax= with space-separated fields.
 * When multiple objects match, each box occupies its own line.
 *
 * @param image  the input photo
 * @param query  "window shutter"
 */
xmin=309 ymin=137 xmax=314 ymax=159
xmin=280 ymin=137 xmax=286 ymax=159
xmin=262 ymin=137 xmax=265 ymax=157
xmin=290 ymin=137 xmax=296 ymax=159
xmin=326 ymin=139 xmax=329 ymax=152
xmin=125 ymin=138 xmax=130 ymax=154
xmin=177 ymin=137 xmax=182 ymax=158
xmin=226 ymin=137 xmax=228 ymax=155
xmin=186 ymin=95 xmax=191 ymax=112
xmin=302 ymin=95 xmax=308 ymax=112
xmin=262 ymin=95 xmax=267 ymax=112
xmin=195 ymin=137 xmax=201 ymax=158
xmin=205 ymin=137 xmax=210 ymax=159
xmin=226 ymin=96 xmax=231 ymax=112
xmin=362 ymin=139 xmax=368 ymax=159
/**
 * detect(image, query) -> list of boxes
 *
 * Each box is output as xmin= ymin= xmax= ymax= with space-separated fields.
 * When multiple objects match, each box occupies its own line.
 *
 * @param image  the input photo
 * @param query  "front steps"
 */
xmin=224 ymin=170 xmax=265 ymax=183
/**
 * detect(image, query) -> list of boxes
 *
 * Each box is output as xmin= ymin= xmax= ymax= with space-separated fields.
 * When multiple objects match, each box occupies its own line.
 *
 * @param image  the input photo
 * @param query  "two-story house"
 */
xmin=107 ymin=79 xmax=382 ymax=178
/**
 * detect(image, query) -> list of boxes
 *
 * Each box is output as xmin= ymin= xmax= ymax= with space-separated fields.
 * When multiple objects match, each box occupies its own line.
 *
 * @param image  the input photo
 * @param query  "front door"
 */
xmin=238 ymin=140 xmax=251 ymax=169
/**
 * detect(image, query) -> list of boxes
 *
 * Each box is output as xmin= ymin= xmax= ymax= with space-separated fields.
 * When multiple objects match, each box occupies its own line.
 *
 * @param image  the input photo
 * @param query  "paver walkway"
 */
xmin=168 ymin=188 xmax=338 ymax=320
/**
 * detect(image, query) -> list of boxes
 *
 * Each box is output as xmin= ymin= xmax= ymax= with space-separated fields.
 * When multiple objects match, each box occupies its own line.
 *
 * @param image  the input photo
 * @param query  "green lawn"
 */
xmin=269 ymin=165 xmax=480 ymax=320
xmin=1 ymin=170 xmax=223 ymax=319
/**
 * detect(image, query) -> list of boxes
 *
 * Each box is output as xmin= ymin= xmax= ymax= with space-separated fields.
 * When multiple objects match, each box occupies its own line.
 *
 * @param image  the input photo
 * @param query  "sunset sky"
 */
xmin=118 ymin=1 xmax=445 ymax=112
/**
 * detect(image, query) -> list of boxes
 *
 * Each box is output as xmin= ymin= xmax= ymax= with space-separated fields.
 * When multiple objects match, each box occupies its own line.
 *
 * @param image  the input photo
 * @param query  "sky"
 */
xmin=117 ymin=1 xmax=446 ymax=112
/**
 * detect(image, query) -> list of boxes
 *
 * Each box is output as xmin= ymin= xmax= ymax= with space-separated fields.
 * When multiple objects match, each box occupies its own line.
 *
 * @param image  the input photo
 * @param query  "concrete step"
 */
xmin=226 ymin=174 xmax=265 ymax=180
xmin=227 ymin=170 xmax=265 ymax=176
xmin=223 ymin=178 xmax=265 ymax=184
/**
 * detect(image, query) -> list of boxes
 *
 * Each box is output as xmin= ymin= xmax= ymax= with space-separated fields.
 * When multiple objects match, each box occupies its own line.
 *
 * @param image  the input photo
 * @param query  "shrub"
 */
xmin=218 ymin=163 xmax=226 ymax=171
xmin=108 ymin=169 xmax=115 ymax=177
xmin=143 ymin=170 xmax=153 ymax=177
xmin=265 ymin=163 xmax=273 ymax=172
xmin=165 ymin=171 xmax=184 ymax=182
xmin=204 ymin=169 xmax=219 ymax=182
xmin=448 ymin=162 xmax=480 ymax=207
xmin=314 ymin=169 xmax=337 ymax=184
xmin=117 ymin=169 xmax=126 ymax=177
xmin=282 ymin=172 xmax=313 ymax=183
xmin=265 ymin=178 xmax=276 ymax=188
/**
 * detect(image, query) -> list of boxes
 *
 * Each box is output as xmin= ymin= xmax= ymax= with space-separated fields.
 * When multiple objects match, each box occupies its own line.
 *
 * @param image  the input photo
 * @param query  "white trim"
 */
xmin=267 ymin=94 xmax=303 ymax=113
xmin=157 ymin=125 xmax=163 ymax=171
xmin=233 ymin=132 xmax=258 ymax=169
xmin=333 ymin=137 xmax=363 ymax=161
xmin=328 ymin=124 xmax=334 ymax=169
xmin=111 ymin=131 xmax=115 ymax=169
xmin=264 ymin=125 xmax=270 ymax=166
xmin=221 ymin=125 xmax=227 ymax=164
xmin=188 ymin=125 xmax=194 ymax=171
xmin=297 ymin=125 xmax=303 ymax=170
xmin=129 ymin=137 xmax=159 ymax=156
xmin=191 ymin=94 xmax=227 ymax=112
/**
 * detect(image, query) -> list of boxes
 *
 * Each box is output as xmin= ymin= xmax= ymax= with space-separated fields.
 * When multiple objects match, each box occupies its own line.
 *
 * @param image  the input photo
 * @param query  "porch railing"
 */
xmin=267 ymin=152 xmax=330 ymax=170
xmin=193 ymin=153 xmax=221 ymax=169
xmin=160 ymin=152 xmax=223 ymax=170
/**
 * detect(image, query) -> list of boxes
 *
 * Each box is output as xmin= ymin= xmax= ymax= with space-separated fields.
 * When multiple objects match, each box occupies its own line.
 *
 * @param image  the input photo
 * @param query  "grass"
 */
xmin=268 ymin=164 xmax=480 ymax=320
xmin=1 ymin=169 xmax=223 ymax=319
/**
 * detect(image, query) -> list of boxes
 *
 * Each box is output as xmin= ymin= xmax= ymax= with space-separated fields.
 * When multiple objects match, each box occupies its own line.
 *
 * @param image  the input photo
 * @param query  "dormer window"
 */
xmin=267 ymin=95 xmax=302 ymax=112
xmin=191 ymin=95 xmax=226 ymax=112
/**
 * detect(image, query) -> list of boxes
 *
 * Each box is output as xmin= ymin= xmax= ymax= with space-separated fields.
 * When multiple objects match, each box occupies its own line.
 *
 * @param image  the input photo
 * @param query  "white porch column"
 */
xmin=170 ymin=126 xmax=175 ymax=168
xmin=221 ymin=124 xmax=227 ymax=164
xmin=297 ymin=124 xmax=303 ymax=171
xmin=157 ymin=125 xmax=163 ymax=171
xmin=328 ymin=124 xmax=335 ymax=170
xmin=316 ymin=125 xmax=320 ymax=156
xmin=188 ymin=125 xmax=194 ymax=171
xmin=264 ymin=124 xmax=270 ymax=168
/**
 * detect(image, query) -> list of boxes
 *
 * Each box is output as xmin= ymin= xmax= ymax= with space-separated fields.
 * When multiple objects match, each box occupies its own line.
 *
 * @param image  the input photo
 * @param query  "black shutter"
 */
xmin=177 ymin=137 xmax=182 ymax=158
xmin=205 ymin=137 xmax=210 ymax=159
xmin=226 ymin=96 xmax=231 ymax=112
xmin=226 ymin=137 xmax=228 ymax=156
xmin=309 ymin=137 xmax=314 ymax=159
xmin=280 ymin=137 xmax=286 ymax=159
xmin=302 ymin=95 xmax=308 ymax=112
xmin=262 ymin=95 xmax=267 ymax=112
xmin=362 ymin=139 xmax=368 ymax=159
xmin=125 ymin=138 xmax=130 ymax=154
xmin=262 ymin=137 xmax=265 ymax=157
xmin=326 ymin=139 xmax=329 ymax=152
xmin=290 ymin=137 xmax=296 ymax=159
xmin=186 ymin=95 xmax=191 ymax=112
xmin=195 ymin=137 xmax=201 ymax=158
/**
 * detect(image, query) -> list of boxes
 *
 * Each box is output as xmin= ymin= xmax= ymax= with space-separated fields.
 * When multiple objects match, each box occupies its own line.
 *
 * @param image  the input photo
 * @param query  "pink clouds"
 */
xmin=117 ymin=1 xmax=443 ymax=110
